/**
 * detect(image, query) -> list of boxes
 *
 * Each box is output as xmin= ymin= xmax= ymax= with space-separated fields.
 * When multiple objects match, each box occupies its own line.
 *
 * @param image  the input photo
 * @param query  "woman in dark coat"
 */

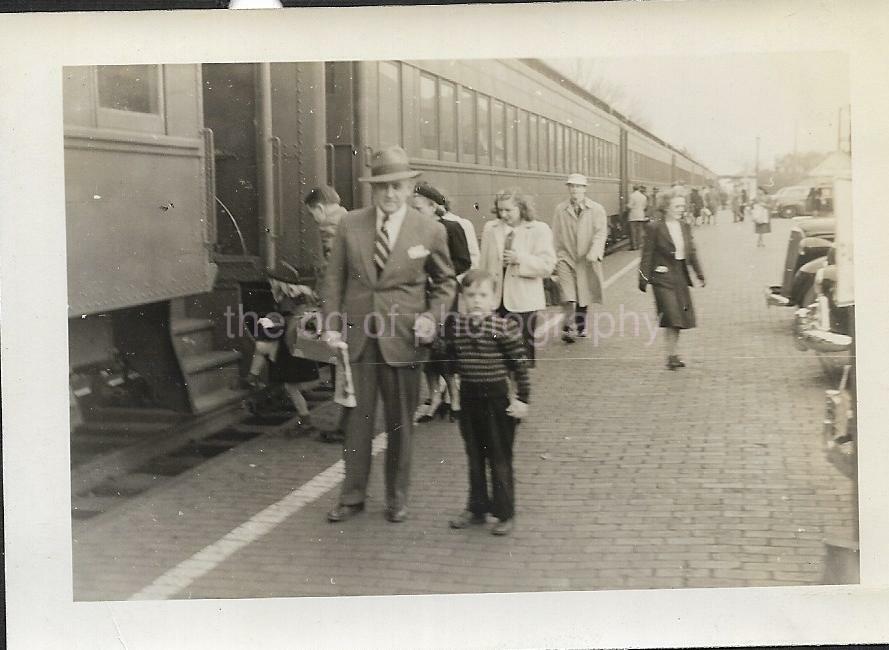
xmin=412 ymin=182 xmax=472 ymax=421
xmin=638 ymin=189 xmax=706 ymax=369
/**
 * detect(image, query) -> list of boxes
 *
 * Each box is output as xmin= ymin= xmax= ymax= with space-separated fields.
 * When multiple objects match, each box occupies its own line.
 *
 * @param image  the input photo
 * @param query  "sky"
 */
xmin=546 ymin=51 xmax=849 ymax=177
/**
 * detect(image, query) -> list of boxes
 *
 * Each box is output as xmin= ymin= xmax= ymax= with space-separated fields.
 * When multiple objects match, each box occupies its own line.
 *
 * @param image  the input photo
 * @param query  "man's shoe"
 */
xmin=327 ymin=503 xmax=364 ymax=522
xmin=561 ymin=328 xmax=576 ymax=344
xmin=385 ymin=507 xmax=408 ymax=523
xmin=448 ymin=510 xmax=487 ymax=529
xmin=491 ymin=518 xmax=514 ymax=536
xmin=319 ymin=429 xmax=345 ymax=444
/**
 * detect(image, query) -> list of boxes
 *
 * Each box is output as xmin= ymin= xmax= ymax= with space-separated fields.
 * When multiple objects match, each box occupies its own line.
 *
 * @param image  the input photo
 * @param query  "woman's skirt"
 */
xmin=652 ymin=263 xmax=696 ymax=330
xmin=755 ymin=221 xmax=771 ymax=234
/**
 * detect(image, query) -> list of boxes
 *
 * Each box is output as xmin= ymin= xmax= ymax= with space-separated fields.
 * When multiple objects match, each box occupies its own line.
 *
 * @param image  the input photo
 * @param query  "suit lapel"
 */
xmin=357 ymin=207 xmax=377 ymax=283
xmin=659 ymin=220 xmax=676 ymax=254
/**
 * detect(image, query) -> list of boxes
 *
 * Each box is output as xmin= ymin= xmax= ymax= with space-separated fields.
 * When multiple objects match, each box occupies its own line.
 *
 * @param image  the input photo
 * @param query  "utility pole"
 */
xmin=754 ymin=136 xmax=760 ymax=189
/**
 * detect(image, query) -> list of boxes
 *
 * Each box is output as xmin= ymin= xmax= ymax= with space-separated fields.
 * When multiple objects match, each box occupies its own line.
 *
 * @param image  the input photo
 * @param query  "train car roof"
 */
xmin=521 ymin=58 xmax=715 ymax=178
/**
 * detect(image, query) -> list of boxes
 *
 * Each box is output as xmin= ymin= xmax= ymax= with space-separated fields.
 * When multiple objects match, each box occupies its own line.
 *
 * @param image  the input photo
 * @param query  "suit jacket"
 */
xmin=479 ymin=219 xmax=556 ymax=313
xmin=321 ymin=206 xmax=456 ymax=366
xmin=638 ymin=219 xmax=705 ymax=291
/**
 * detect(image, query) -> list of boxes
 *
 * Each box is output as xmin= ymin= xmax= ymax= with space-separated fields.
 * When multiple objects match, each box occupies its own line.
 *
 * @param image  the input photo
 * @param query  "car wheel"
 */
xmin=782 ymin=206 xmax=798 ymax=218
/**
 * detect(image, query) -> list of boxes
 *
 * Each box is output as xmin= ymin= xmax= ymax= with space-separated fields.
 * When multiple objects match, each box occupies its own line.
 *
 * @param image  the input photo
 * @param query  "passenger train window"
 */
xmin=582 ymin=135 xmax=590 ymax=177
xmin=506 ymin=105 xmax=517 ymax=168
xmin=95 ymin=65 xmax=164 ymax=133
xmin=569 ymin=130 xmax=578 ymax=174
xmin=517 ymin=109 xmax=528 ymax=170
xmin=459 ymin=88 xmax=476 ymax=162
xmin=492 ymin=99 xmax=506 ymax=168
xmin=539 ymin=117 xmax=549 ymax=172
xmin=528 ymin=114 xmax=538 ymax=171
xmin=549 ymin=121 xmax=557 ymax=172
xmin=554 ymin=124 xmax=563 ymax=173
xmin=477 ymin=95 xmax=490 ymax=165
xmin=378 ymin=62 xmax=402 ymax=149
xmin=97 ymin=65 xmax=160 ymax=114
xmin=439 ymin=80 xmax=457 ymax=160
xmin=420 ymin=73 xmax=438 ymax=157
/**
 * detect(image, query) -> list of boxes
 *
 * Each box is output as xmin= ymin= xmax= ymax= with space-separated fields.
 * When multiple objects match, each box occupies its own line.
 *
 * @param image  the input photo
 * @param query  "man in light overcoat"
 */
xmin=321 ymin=146 xmax=456 ymax=523
xmin=551 ymin=173 xmax=608 ymax=343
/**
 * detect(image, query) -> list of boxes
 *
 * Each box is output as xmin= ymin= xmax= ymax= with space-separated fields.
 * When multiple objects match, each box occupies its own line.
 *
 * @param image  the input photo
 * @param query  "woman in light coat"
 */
xmin=480 ymin=187 xmax=556 ymax=365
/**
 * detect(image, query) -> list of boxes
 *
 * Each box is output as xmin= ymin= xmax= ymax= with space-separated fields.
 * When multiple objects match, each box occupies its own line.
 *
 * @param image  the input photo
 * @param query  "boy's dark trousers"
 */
xmin=458 ymin=384 xmax=517 ymax=521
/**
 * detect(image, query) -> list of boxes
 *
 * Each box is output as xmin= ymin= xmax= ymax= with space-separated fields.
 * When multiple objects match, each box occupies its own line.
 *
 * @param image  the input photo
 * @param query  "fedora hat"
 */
xmin=358 ymin=146 xmax=422 ymax=184
xmin=565 ymin=173 xmax=588 ymax=187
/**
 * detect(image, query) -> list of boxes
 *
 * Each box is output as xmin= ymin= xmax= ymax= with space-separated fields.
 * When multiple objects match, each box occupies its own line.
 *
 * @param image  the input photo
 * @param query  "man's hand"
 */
xmin=506 ymin=399 xmax=529 ymax=419
xmin=502 ymin=249 xmax=518 ymax=265
xmin=413 ymin=313 xmax=437 ymax=345
xmin=321 ymin=330 xmax=344 ymax=349
xmin=586 ymin=253 xmax=602 ymax=263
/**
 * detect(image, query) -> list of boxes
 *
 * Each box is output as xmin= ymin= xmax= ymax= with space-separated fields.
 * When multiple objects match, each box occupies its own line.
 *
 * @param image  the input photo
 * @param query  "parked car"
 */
xmin=764 ymin=216 xmax=835 ymax=308
xmin=771 ymin=185 xmax=811 ymax=218
xmin=771 ymin=182 xmax=834 ymax=218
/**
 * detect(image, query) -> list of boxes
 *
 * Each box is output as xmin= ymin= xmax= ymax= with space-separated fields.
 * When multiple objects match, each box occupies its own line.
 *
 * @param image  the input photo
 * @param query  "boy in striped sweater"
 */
xmin=446 ymin=269 xmax=531 ymax=536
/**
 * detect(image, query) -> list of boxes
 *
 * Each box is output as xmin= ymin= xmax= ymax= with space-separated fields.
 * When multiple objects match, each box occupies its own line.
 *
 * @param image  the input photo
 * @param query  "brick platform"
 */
xmin=72 ymin=218 xmax=857 ymax=600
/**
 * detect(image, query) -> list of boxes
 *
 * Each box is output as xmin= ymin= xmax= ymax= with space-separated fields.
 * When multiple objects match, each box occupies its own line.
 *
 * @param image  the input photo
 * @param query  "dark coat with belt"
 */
xmin=638 ymin=219 xmax=705 ymax=329
xmin=440 ymin=217 xmax=472 ymax=276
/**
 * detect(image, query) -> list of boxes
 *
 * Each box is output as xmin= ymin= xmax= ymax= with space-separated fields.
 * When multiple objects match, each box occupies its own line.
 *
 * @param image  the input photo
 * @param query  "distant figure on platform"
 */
xmin=550 ymin=174 xmax=606 ymax=343
xmin=639 ymin=189 xmax=706 ymax=370
xmin=411 ymin=182 xmax=472 ymax=424
xmin=752 ymin=192 xmax=771 ymax=247
xmin=447 ymin=269 xmax=531 ymax=537
xmin=480 ymin=187 xmax=555 ymax=362
xmin=321 ymin=146 xmax=456 ymax=524
xmin=689 ymin=188 xmax=704 ymax=226
xmin=628 ymin=184 xmax=649 ymax=251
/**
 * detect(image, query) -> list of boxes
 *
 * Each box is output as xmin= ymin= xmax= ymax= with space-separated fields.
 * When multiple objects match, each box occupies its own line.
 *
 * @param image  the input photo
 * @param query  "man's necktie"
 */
xmin=574 ymin=203 xmax=582 ymax=217
xmin=374 ymin=215 xmax=390 ymax=277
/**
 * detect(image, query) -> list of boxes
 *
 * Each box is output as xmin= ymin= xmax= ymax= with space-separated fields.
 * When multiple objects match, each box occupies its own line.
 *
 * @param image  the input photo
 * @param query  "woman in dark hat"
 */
xmin=411 ymin=182 xmax=472 ymax=422
xmin=638 ymin=189 xmax=706 ymax=369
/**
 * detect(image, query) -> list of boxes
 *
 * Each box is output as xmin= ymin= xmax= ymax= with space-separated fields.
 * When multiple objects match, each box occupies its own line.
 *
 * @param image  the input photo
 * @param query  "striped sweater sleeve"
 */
xmin=499 ymin=320 xmax=531 ymax=403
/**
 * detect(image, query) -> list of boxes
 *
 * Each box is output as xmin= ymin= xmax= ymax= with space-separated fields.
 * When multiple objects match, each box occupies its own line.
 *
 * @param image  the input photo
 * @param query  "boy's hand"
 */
xmin=506 ymin=399 xmax=529 ymax=419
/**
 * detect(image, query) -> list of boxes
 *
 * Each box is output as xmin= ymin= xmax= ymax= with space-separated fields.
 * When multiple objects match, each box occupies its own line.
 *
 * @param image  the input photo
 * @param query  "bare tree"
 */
xmin=547 ymin=59 xmax=652 ymax=130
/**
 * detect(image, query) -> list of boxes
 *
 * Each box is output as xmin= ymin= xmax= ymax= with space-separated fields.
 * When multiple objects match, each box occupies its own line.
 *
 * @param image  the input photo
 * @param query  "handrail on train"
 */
xmin=214 ymin=195 xmax=249 ymax=257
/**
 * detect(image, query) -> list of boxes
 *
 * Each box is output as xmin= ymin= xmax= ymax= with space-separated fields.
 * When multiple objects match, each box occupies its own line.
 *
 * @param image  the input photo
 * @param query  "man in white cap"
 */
xmin=551 ymin=173 xmax=608 ymax=343
xmin=627 ymin=184 xmax=649 ymax=250
xmin=321 ymin=146 xmax=456 ymax=523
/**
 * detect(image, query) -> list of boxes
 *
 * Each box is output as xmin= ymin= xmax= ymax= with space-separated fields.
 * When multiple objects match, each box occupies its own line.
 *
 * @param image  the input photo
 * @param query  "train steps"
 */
xmin=170 ymin=316 xmax=249 ymax=416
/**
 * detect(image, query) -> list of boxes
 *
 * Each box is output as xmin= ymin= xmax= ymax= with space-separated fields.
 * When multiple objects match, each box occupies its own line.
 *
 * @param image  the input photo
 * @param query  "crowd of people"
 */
xmin=244 ymin=146 xmax=722 ymax=535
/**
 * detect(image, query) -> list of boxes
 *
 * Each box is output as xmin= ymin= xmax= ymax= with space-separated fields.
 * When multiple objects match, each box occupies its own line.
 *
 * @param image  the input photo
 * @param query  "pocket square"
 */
xmin=654 ymin=265 xmax=669 ymax=273
xmin=407 ymin=245 xmax=431 ymax=259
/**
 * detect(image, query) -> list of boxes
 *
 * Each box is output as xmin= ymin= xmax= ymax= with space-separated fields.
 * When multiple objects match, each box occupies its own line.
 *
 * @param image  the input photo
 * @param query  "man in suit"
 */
xmin=320 ymin=146 xmax=456 ymax=523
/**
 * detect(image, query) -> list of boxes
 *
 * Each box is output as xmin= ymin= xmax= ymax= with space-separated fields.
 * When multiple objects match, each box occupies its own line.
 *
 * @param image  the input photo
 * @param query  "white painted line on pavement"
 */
xmin=536 ymin=255 xmax=641 ymax=342
xmin=129 ymin=433 xmax=389 ymax=600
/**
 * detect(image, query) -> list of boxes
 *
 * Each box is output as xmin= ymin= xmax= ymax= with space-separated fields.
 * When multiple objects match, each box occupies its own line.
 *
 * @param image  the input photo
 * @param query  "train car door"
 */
xmin=202 ymin=63 xmax=266 ymax=276
xmin=324 ymin=61 xmax=359 ymax=210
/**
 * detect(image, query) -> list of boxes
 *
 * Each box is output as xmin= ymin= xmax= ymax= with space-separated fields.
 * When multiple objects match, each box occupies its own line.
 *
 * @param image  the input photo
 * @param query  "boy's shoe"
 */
xmin=491 ymin=518 xmax=514 ymax=536
xmin=448 ymin=510 xmax=487 ymax=529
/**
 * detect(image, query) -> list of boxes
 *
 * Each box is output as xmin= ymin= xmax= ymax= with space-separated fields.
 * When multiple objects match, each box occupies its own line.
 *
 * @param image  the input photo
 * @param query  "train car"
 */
xmin=65 ymin=58 xmax=715 ymax=427
xmin=325 ymin=58 xmax=626 ymax=245
xmin=65 ymin=63 xmax=327 ymax=423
